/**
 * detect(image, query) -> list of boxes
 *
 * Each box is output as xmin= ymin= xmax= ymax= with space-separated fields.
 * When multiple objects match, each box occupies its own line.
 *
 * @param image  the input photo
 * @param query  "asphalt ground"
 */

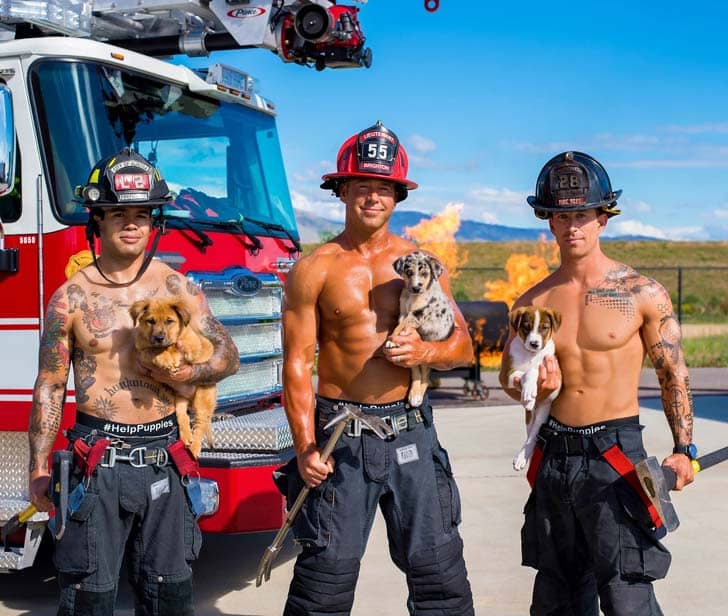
xmin=1 ymin=368 xmax=727 ymax=615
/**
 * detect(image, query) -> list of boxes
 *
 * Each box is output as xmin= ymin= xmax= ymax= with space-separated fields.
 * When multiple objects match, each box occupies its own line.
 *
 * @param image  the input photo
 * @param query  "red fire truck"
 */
xmin=0 ymin=0 xmax=370 ymax=571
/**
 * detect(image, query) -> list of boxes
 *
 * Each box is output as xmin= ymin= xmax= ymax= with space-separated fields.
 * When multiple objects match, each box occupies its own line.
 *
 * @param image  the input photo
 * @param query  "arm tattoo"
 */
xmin=29 ymin=376 xmax=66 ymax=473
xmin=647 ymin=312 xmax=694 ymax=446
xmin=166 ymin=274 xmax=183 ymax=295
xmin=191 ymin=313 xmax=239 ymax=384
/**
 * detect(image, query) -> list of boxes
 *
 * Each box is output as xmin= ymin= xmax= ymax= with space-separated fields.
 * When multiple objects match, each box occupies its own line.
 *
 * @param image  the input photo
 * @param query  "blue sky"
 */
xmin=178 ymin=0 xmax=728 ymax=240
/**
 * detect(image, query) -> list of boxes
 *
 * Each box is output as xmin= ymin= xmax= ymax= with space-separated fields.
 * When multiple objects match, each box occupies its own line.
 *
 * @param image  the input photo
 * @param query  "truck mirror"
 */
xmin=0 ymin=84 xmax=15 ymax=203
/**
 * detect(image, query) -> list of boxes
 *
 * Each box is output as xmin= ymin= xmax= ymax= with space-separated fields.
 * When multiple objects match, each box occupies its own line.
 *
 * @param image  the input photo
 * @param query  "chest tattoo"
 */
xmin=584 ymin=265 xmax=650 ymax=320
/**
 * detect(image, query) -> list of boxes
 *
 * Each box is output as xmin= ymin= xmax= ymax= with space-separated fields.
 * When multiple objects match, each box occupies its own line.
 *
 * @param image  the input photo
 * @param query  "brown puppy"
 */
xmin=130 ymin=297 xmax=216 ymax=458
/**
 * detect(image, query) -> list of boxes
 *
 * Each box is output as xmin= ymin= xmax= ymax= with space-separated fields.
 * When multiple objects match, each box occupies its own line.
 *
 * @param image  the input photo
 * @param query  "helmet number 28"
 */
xmin=367 ymin=143 xmax=390 ymax=160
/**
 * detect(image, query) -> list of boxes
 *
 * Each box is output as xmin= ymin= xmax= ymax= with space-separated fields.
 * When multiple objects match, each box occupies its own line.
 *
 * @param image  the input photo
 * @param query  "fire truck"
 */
xmin=0 ymin=0 xmax=370 ymax=571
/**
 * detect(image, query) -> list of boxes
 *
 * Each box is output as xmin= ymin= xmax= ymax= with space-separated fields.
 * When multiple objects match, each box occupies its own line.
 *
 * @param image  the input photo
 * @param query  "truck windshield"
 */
xmin=29 ymin=59 xmax=298 ymax=239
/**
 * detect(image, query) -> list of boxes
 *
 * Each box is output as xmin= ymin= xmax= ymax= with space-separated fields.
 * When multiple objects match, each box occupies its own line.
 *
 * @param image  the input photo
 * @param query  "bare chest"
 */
xmin=542 ymin=287 xmax=643 ymax=352
xmin=318 ymin=258 xmax=401 ymax=326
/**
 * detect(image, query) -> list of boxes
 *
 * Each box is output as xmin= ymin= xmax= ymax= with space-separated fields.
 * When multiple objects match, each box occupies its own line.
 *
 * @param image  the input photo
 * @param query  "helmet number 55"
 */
xmin=367 ymin=143 xmax=389 ymax=160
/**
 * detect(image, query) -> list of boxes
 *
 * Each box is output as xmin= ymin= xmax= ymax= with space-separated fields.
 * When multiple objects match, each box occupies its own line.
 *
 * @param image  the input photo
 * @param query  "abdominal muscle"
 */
xmin=550 ymin=345 xmax=644 ymax=426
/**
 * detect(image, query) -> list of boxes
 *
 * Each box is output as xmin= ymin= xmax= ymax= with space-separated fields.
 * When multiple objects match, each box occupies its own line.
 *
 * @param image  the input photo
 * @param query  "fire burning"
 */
xmin=404 ymin=203 xmax=468 ymax=279
xmin=484 ymin=234 xmax=559 ymax=307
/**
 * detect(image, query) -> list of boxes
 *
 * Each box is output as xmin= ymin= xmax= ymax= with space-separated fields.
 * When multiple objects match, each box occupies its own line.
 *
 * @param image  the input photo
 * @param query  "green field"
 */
xmin=303 ymin=240 xmax=728 ymax=324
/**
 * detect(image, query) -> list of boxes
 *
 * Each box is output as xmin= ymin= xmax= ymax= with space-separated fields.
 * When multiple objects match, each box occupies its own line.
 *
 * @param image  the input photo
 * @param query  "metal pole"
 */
xmin=677 ymin=266 xmax=683 ymax=324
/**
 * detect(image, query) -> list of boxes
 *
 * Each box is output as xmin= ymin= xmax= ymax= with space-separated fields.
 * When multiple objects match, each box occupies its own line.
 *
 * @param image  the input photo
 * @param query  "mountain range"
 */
xmin=294 ymin=209 xmax=658 ymax=243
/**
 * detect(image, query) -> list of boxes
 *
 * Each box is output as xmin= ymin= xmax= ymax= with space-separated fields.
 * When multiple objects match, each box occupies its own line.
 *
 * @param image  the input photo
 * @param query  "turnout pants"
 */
xmin=54 ymin=422 xmax=201 ymax=616
xmin=522 ymin=417 xmax=671 ymax=616
xmin=281 ymin=397 xmax=474 ymax=616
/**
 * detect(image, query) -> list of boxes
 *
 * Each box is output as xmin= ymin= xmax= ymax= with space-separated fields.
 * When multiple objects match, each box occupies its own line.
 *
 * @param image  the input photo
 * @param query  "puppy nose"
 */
xmin=153 ymin=334 xmax=166 ymax=343
xmin=528 ymin=340 xmax=541 ymax=349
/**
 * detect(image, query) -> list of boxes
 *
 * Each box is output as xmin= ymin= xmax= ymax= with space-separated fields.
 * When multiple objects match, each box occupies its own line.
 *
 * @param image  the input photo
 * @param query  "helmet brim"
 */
xmin=83 ymin=197 xmax=173 ymax=209
xmin=527 ymin=189 xmax=622 ymax=213
xmin=321 ymin=172 xmax=418 ymax=191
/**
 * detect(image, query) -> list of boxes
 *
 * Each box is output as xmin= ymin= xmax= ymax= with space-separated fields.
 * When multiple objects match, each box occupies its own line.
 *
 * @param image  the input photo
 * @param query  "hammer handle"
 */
xmin=662 ymin=446 xmax=728 ymax=490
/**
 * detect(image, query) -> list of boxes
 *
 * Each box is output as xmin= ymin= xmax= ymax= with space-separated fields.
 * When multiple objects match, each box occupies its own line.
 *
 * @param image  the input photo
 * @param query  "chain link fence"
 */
xmin=452 ymin=265 xmax=728 ymax=324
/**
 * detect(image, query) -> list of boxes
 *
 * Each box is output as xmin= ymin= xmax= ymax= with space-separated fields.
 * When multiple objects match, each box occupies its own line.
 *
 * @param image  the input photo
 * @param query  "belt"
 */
xmin=345 ymin=408 xmax=425 ymax=437
xmin=537 ymin=428 xmax=595 ymax=456
xmin=100 ymin=443 xmax=170 ymax=468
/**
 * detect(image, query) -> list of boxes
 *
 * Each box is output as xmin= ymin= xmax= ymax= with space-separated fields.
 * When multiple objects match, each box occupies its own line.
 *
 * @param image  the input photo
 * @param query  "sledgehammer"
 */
xmin=635 ymin=446 xmax=728 ymax=534
xmin=255 ymin=404 xmax=395 ymax=586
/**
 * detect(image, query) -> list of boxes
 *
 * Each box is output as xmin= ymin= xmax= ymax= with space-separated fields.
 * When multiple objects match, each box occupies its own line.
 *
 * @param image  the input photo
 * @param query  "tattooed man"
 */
xmin=499 ymin=152 xmax=694 ymax=616
xmin=28 ymin=149 xmax=238 ymax=616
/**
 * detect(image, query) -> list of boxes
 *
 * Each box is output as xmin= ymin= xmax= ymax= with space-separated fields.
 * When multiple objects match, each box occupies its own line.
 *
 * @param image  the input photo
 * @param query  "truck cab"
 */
xmin=0 ymin=37 xmax=299 ymax=571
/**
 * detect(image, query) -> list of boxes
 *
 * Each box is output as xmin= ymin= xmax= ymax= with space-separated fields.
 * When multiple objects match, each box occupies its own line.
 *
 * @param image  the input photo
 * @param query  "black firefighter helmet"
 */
xmin=76 ymin=147 xmax=172 ymax=210
xmin=527 ymin=151 xmax=621 ymax=220
xmin=75 ymin=147 xmax=171 ymax=285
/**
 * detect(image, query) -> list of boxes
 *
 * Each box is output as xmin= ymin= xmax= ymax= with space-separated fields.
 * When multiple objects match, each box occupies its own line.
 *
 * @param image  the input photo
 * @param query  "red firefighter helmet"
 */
xmin=321 ymin=121 xmax=418 ymax=202
xmin=527 ymin=151 xmax=621 ymax=220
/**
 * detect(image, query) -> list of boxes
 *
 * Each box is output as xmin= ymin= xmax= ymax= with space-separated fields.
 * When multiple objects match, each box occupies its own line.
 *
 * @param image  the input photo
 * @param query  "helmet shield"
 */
xmin=527 ymin=151 xmax=621 ymax=219
xmin=76 ymin=147 xmax=172 ymax=209
xmin=321 ymin=121 xmax=418 ymax=201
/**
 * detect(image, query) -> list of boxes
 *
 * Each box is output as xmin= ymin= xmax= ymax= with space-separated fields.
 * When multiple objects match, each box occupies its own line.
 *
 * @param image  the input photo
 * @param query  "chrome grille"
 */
xmin=228 ymin=322 xmax=281 ymax=356
xmin=206 ymin=286 xmax=281 ymax=320
xmin=217 ymin=357 xmax=282 ymax=403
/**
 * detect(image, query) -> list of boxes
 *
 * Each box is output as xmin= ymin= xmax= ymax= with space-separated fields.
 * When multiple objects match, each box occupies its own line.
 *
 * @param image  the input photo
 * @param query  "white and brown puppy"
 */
xmin=386 ymin=251 xmax=455 ymax=407
xmin=505 ymin=306 xmax=562 ymax=471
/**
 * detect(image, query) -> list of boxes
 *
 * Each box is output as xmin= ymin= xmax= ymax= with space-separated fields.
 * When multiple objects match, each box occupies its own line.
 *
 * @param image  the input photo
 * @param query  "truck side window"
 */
xmin=0 ymin=144 xmax=20 ymax=223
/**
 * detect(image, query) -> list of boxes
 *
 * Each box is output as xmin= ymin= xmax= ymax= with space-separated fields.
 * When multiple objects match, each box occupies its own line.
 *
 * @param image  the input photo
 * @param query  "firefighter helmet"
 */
xmin=527 ymin=151 xmax=621 ymax=220
xmin=76 ymin=147 xmax=172 ymax=208
xmin=320 ymin=121 xmax=418 ymax=202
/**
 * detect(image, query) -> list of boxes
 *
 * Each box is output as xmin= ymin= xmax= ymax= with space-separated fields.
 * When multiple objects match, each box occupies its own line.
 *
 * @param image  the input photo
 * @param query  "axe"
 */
xmin=255 ymin=403 xmax=395 ymax=587
xmin=634 ymin=446 xmax=728 ymax=534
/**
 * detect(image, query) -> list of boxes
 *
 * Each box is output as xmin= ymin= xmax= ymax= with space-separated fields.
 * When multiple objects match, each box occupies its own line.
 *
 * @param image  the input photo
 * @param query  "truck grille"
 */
xmin=187 ymin=267 xmax=284 ymax=409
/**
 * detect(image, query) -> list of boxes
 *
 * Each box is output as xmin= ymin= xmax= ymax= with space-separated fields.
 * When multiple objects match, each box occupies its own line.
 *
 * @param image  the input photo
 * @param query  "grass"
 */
xmin=683 ymin=335 xmax=728 ymax=368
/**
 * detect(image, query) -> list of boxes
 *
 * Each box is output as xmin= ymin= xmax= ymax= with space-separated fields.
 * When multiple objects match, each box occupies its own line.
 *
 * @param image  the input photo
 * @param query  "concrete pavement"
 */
xmin=1 ymin=368 xmax=727 ymax=614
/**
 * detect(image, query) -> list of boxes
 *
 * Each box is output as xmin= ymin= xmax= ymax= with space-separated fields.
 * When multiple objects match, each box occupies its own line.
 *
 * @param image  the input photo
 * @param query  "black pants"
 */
xmin=522 ymin=419 xmax=671 ymax=616
xmin=282 ymin=397 xmax=474 ymax=615
xmin=54 ymin=424 xmax=201 ymax=616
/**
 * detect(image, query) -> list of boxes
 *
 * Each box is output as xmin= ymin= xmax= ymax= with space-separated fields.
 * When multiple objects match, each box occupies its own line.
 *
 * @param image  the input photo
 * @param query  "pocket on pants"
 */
xmin=520 ymin=492 xmax=540 ymax=569
xmin=616 ymin=487 xmax=672 ymax=581
xmin=289 ymin=470 xmax=336 ymax=549
xmin=184 ymin=499 xmax=203 ymax=561
xmin=432 ymin=444 xmax=462 ymax=531
xmin=53 ymin=491 xmax=99 ymax=575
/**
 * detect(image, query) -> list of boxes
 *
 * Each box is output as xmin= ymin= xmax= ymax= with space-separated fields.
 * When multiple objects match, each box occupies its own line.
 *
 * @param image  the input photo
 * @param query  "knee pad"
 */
xmin=407 ymin=536 xmax=473 ymax=615
xmin=58 ymin=585 xmax=116 ymax=616
xmin=284 ymin=552 xmax=360 ymax=616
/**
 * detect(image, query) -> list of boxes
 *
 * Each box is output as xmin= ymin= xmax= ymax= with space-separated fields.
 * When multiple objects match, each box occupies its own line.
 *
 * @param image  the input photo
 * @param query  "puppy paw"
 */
xmin=408 ymin=391 xmax=424 ymax=407
xmin=189 ymin=440 xmax=202 ymax=460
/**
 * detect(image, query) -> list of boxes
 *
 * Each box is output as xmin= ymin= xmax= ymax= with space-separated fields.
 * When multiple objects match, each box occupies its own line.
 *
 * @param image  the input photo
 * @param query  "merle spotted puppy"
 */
xmin=386 ymin=251 xmax=455 ymax=406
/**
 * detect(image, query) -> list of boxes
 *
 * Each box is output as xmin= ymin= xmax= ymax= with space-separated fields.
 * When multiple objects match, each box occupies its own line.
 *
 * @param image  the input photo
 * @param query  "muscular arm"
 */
xmin=641 ymin=281 xmax=694 ymax=488
xmin=143 ymin=275 xmax=239 ymax=392
xmin=28 ymin=288 xmax=72 ymax=511
xmin=282 ymin=257 xmax=333 ymax=487
xmin=384 ymin=268 xmax=474 ymax=370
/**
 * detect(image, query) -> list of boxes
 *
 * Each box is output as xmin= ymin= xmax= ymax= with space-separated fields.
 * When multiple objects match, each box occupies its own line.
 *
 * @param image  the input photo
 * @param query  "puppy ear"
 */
xmin=129 ymin=300 xmax=149 ymax=325
xmin=171 ymin=301 xmax=192 ymax=327
xmin=548 ymin=309 xmax=562 ymax=331
xmin=509 ymin=307 xmax=526 ymax=332
xmin=427 ymin=255 xmax=444 ymax=279
xmin=393 ymin=255 xmax=407 ymax=275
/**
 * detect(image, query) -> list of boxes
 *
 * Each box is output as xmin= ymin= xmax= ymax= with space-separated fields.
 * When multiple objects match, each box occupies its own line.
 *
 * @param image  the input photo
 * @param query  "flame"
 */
xmin=404 ymin=203 xmax=468 ymax=278
xmin=484 ymin=234 xmax=559 ymax=308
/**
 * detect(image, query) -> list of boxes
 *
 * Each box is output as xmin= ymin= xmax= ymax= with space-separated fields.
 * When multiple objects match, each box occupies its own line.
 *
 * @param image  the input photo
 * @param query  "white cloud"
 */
xmin=662 ymin=122 xmax=728 ymax=134
xmin=407 ymin=134 xmax=437 ymax=154
xmin=712 ymin=207 xmax=728 ymax=219
xmin=605 ymin=219 xmax=709 ymax=241
xmin=291 ymin=189 xmax=344 ymax=222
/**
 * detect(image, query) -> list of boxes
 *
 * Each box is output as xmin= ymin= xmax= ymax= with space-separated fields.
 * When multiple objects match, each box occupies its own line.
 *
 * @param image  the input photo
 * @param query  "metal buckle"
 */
xmin=128 ymin=447 xmax=147 ymax=468
xmin=100 ymin=447 xmax=116 ymax=468
xmin=347 ymin=418 xmax=362 ymax=438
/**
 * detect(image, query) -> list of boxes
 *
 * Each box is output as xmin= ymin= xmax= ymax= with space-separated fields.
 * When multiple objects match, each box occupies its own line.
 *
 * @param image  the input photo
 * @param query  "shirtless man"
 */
xmin=281 ymin=122 xmax=475 ymax=615
xmin=28 ymin=148 xmax=238 ymax=616
xmin=499 ymin=151 xmax=694 ymax=616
